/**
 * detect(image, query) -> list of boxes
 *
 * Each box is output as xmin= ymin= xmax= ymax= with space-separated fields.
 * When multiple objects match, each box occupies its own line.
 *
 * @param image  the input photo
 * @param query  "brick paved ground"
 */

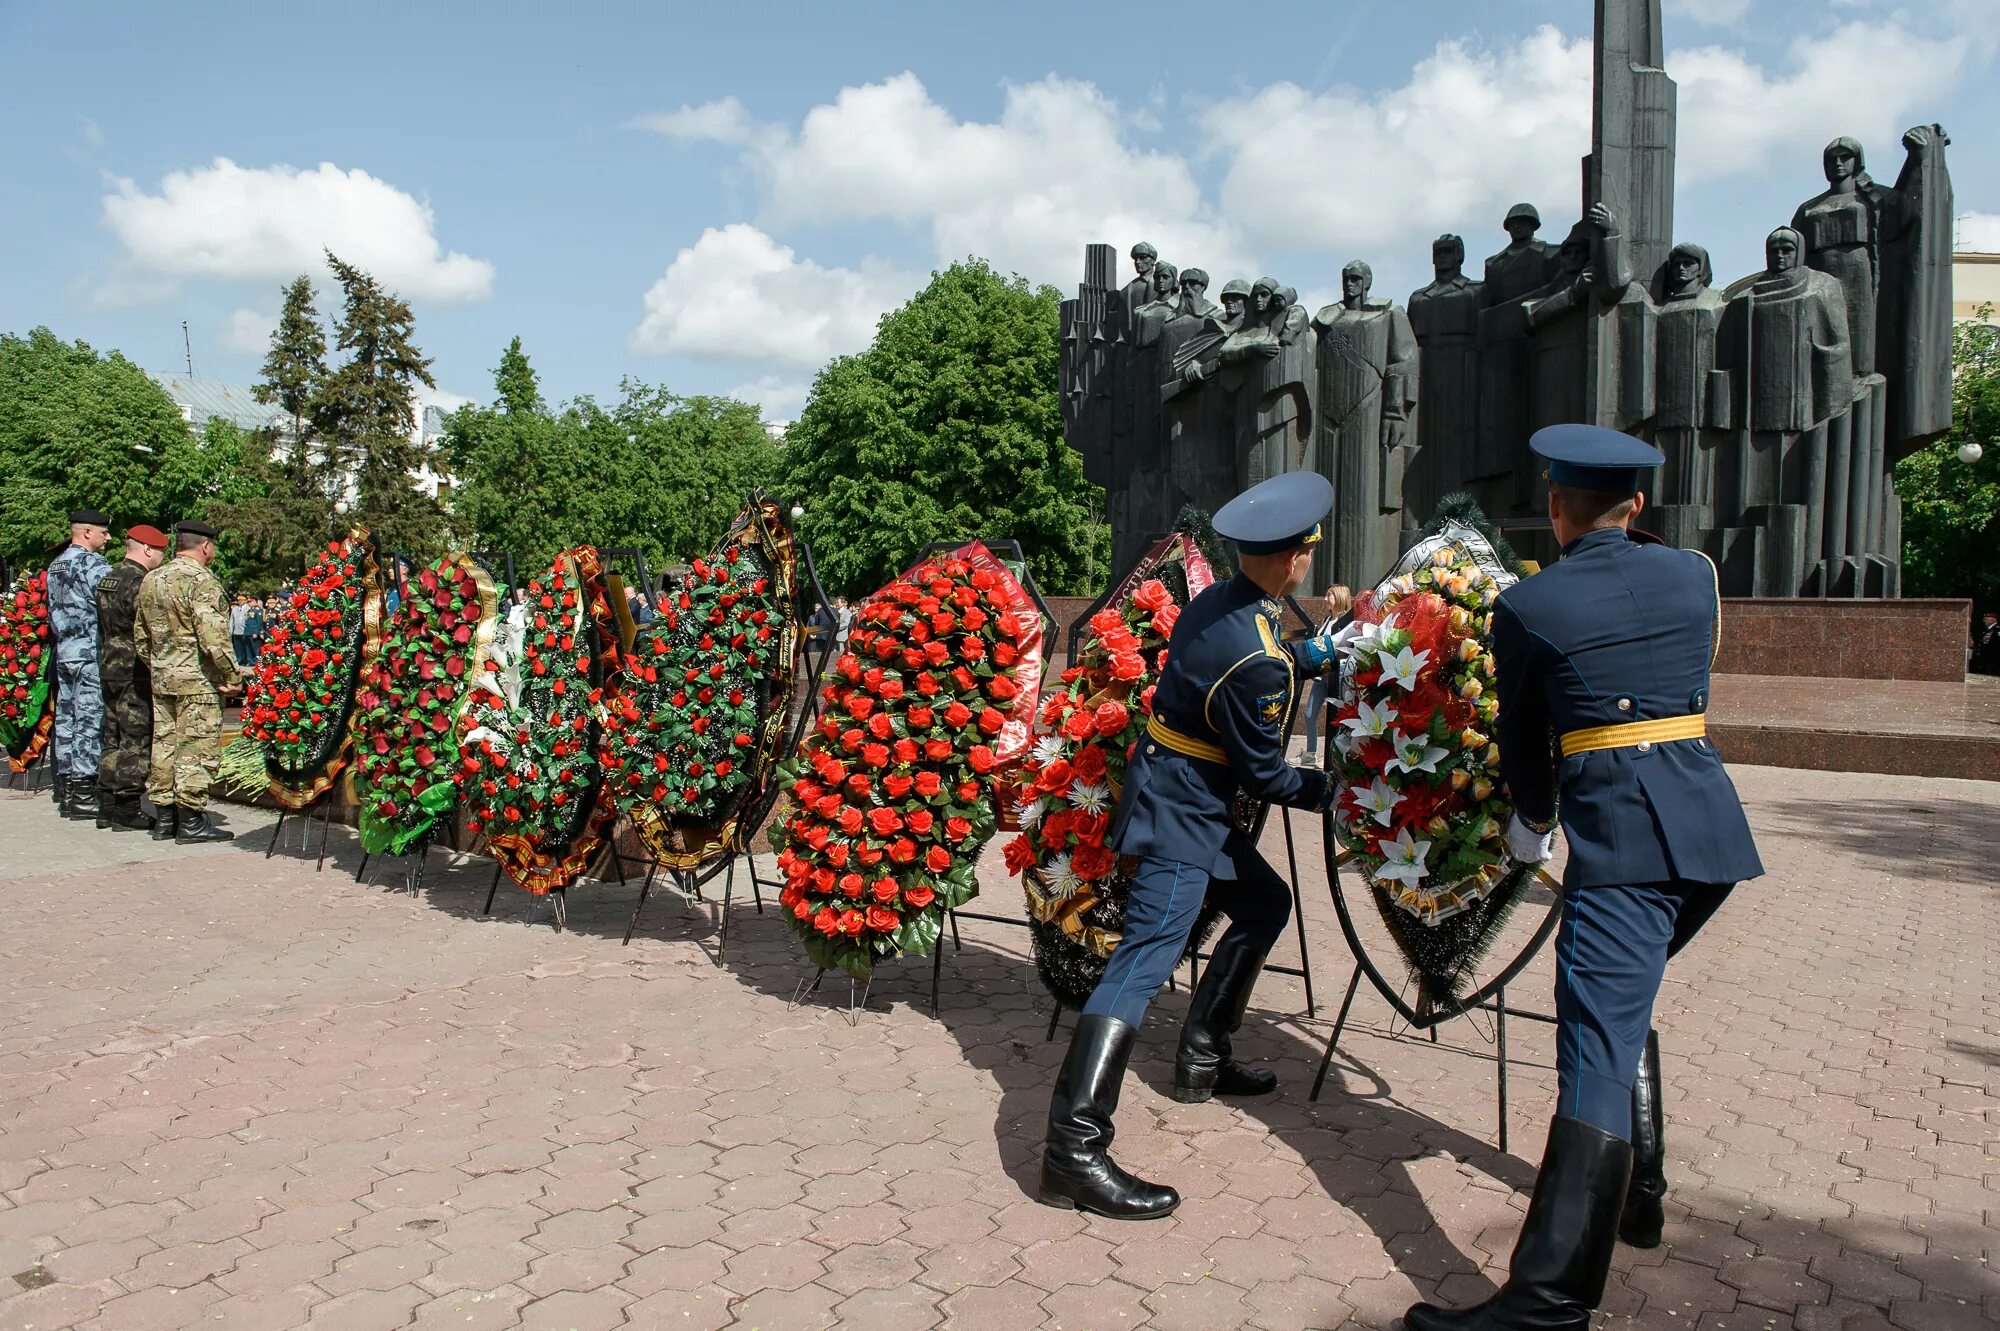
xmin=0 ymin=764 xmax=1993 ymax=1330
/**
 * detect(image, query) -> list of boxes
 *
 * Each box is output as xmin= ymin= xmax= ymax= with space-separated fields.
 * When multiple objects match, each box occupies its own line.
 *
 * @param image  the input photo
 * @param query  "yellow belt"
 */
xmin=1147 ymin=716 xmax=1227 ymax=765
xmin=1560 ymin=713 xmax=1707 ymax=758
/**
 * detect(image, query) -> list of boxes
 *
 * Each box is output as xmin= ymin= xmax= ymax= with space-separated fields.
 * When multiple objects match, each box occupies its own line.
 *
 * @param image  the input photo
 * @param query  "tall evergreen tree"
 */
xmin=317 ymin=251 xmax=452 ymax=555
xmin=494 ymin=336 xmax=543 ymax=417
xmin=253 ymin=275 xmax=327 ymax=442
xmin=247 ymin=276 xmax=336 ymax=556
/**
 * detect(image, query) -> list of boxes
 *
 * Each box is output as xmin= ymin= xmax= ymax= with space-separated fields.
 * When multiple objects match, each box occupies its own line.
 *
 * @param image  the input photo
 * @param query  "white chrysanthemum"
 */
xmin=1068 ymin=780 xmax=1111 ymax=814
xmin=1045 ymin=853 xmax=1082 ymax=901
xmin=1016 ymin=795 xmax=1046 ymax=829
xmin=1031 ymin=735 xmax=1067 ymax=765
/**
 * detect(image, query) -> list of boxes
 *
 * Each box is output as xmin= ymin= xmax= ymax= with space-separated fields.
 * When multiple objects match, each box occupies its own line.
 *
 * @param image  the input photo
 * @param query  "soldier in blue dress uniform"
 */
xmin=1040 ymin=473 xmax=1346 ymax=1220
xmin=46 ymin=508 xmax=114 ymax=821
xmin=1406 ymin=425 xmax=1764 ymax=1331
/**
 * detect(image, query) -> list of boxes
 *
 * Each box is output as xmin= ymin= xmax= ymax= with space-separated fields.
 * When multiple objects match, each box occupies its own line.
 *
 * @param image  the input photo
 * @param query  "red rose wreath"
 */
xmin=602 ymin=497 xmax=800 ymax=871
xmin=460 ymin=548 xmax=623 ymax=895
xmin=0 ymin=571 xmax=54 ymax=773
xmin=352 ymin=554 xmax=501 ymax=856
xmin=769 ymin=542 xmax=1043 ymax=977
xmin=239 ymin=531 xmax=384 ymax=807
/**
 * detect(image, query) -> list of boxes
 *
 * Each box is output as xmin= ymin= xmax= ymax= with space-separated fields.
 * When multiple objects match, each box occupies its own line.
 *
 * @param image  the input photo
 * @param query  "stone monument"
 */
xmin=1057 ymin=0 xmax=1953 ymax=595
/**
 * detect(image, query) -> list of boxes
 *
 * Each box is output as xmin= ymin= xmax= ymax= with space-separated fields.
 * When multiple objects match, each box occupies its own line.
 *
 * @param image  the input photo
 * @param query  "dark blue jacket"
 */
xmin=1493 ymin=527 xmax=1763 ymax=889
xmin=1110 ymin=573 xmax=1331 ymax=872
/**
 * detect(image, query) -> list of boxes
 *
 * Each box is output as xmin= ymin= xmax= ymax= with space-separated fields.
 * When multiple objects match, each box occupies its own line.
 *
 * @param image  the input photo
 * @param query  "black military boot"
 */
xmin=52 ymin=773 xmax=69 ymax=808
xmin=1039 ymin=1014 xmax=1180 ymax=1220
xmin=98 ymin=791 xmax=154 ymax=832
xmin=1173 ymin=935 xmax=1279 ymax=1103
xmin=1620 ymin=1030 xmax=1666 ymax=1249
xmin=63 ymin=778 xmax=102 ymax=821
xmin=1404 ymin=1116 xmax=1634 ymax=1331
xmin=175 ymin=808 xmax=235 ymax=844
xmin=150 ymin=804 xmax=180 ymax=841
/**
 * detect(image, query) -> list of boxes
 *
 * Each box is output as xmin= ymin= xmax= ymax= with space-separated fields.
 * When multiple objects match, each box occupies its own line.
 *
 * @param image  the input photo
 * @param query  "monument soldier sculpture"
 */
xmin=1405 ymin=424 xmax=1764 ymax=1331
xmin=134 ymin=521 xmax=241 ymax=844
xmin=46 ymin=508 xmax=114 ymax=821
xmin=93 ymin=524 xmax=168 ymax=831
xmin=1407 ymin=235 xmax=1483 ymax=518
xmin=1313 ymin=260 xmax=1419 ymax=590
xmin=1039 ymin=473 xmax=1348 ymax=1221
xmin=1474 ymin=203 xmax=1563 ymax=501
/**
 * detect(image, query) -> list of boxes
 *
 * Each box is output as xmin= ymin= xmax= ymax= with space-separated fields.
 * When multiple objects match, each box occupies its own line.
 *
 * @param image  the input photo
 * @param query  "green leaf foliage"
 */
xmin=1895 ymin=310 xmax=1999 ymax=613
xmin=778 ymin=259 xmax=1108 ymax=597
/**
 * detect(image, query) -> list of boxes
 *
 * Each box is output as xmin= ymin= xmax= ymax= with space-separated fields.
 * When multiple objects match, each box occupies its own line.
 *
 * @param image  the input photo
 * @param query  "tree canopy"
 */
xmin=1895 ymin=310 xmax=1999 ymax=613
xmin=448 ymin=339 xmax=782 ymax=575
xmin=777 ymin=259 xmax=1107 ymax=597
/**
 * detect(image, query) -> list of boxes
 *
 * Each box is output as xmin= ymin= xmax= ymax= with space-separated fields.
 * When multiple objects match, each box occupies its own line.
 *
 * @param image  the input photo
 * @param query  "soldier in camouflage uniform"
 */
xmin=46 ymin=508 xmax=113 ymax=820
xmin=134 ymin=520 xmax=242 ymax=843
xmin=93 ymin=524 xmax=169 ymax=831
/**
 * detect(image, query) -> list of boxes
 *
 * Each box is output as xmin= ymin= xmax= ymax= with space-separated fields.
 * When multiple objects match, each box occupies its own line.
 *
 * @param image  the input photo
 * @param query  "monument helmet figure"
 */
xmin=1663 ymin=241 xmax=1713 ymax=298
xmin=1504 ymin=202 xmax=1543 ymax=238
xmin=1431 ymin=233 xmax=1465 ymax=271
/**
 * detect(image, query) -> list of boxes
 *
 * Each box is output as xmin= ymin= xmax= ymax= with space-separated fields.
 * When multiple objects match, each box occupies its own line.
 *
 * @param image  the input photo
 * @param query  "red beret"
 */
xmin=127 ymin=524 xmax=169 ymax=550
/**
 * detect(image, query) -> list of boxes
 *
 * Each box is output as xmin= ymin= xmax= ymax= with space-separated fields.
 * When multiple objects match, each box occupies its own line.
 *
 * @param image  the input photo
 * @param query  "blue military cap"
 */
xmin=1213 ymin=472 xmax=1334 ymax=556
xmin=1530 ymin=423 xmax=1665 ymax=494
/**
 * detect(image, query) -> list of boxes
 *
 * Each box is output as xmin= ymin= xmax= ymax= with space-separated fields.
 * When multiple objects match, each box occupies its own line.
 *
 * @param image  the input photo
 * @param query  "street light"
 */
xmin=1957 ymin=440 xmax=1984 ymax=465
xmin=790 ymin=505 xmax=805 ymax=521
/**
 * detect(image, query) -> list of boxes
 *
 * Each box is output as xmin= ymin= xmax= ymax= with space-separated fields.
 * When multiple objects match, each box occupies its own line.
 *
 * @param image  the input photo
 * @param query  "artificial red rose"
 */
xmin=865 ymin=905 xmax=900 ymax=933
xmin=814 ymin=907 xmax=839 ymax=935
xmin=1036 ymin=759 xmax=1074 ymax=793
xmin=1072 ymin=744 xmax=1109 ymax=784
xmin=1072 ymin=844 xmax=1117 ymax=880
xmin=944 ymin=816 xmax=972 ymax=842
xmin=943 ymin=701 xmax=973 ymax=729
xmin=904 ymin=808 xmax=935 ymax=836
xmin=967 ymin=745 xmax=998 ymax=774
xmin=1108 ymin=651 xmax=1146 ymax=682
xmin=904 ymin=884 xmax=936 ymax=909
xmin=867 ymin=807 xmax=904 ymax=836
xmin=884 ymin=774 xmax=915 ymax=799
xmin=1131 ymin=579 xmax=1172 ymax=612
xmin=1094 ymin=701 xmax=1131 ymax=737
xmin=924 ymin=845 xmax=953 ymax=874
xmin=914 ymin=771 xmax=943 ymax=798
xmin=977 ymin=707 xmax=1005 ymax=735
xmin=1003 ymin=835 xmax=1037 ymax=874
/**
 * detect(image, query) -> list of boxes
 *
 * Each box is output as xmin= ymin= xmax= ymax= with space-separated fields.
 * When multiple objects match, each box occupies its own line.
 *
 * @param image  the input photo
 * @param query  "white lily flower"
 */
xmin=1341 ymin=698 xmax=1399 ymax=739
xmin=1387 ymin=731 xmax=1451 ymax=776
xmin=1068 ymin=781 xmax=1111 ymax=814
xmin=1341 ymin=617 xmax=1390 ymax=661
xmin=1371 ymin=827 xmax=1432 ymax=890
xmin=1030 ymin=735 xmax=1068 ymax=766
xmin=1352 ymin=777 xmax=1401 ymax=827
xmin=463 ymin=724 xmax=508 ymax=751
xmin=1376 ymin=644 xmax=1431 ymax=692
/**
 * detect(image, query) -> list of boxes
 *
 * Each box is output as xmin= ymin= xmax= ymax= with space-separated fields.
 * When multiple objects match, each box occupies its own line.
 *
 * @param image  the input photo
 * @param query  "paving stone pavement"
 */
xmin=0 ymin=764 xmax=1993 ymax=1330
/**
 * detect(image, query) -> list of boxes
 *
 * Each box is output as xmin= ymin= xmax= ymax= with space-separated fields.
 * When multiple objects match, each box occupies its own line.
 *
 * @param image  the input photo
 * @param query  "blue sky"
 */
xmin=2 ymin=0 xmax=1993 ymax=425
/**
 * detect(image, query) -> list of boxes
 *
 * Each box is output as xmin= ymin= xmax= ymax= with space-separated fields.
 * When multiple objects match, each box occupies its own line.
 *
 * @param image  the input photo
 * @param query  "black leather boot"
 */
xmin=1619 ymin=1030 xmax=1665 ymax=1249
xmin=1173 ymin=935 xmax=1278 ymax=1103
xmin=52 ymin=773 xmax=69 ymax=807
xmin=99 ymin=791 xmax=155 ymax=832
xmin=175 ymin=808 xmax=235 ymax=844
xmin=1038 ymin=1014 xmax=1180 ymax=1219
xmin=1404 ymin=1116 xmax=1634 ymax=1331
xmin=150 ymin=804 xmax=180 ymax=841
xmin=63 ymin=779 xmax=101 ymax=821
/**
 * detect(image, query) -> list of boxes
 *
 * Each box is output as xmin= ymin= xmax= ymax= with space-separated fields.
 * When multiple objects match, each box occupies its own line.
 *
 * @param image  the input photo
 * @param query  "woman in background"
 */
xmin=1298 ymin=584 xmax=1352 ymax=768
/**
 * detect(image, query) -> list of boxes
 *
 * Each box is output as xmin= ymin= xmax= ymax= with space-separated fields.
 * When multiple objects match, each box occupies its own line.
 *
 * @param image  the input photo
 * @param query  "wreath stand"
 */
xmin=1308 ymin=847 xmax=1562 ymax=1153
xmin=355 ymin=816 xmax=470 ymax=898
xmin=264 ymin=784 xmax=343 ymax=872
xmin=477 ymin=836 xmax=632 ymax=935
xmin=621 ymin=850 xmax=767 ymax=963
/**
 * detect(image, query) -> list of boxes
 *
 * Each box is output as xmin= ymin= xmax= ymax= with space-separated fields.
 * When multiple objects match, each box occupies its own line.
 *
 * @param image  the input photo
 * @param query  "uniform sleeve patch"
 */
xmin=1258 ymin=689 xmax=1286 ymax=723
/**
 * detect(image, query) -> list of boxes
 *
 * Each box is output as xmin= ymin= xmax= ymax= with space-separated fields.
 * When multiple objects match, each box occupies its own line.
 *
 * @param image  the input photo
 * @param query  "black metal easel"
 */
xmin=264 ymin=789 xmax=341 ymax=872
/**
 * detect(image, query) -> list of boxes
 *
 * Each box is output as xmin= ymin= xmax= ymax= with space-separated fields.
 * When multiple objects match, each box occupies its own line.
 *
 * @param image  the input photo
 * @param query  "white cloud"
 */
xmin=1666 ymin=0 xmax=1752 ymax=26
xmin=99 ymin=158 xmax=494 ymax=305
xmin=726 ymin=375 xmax=811 ymax=420
xmin=627 ymin=96 xmax=766 ymax=146
xmin=1959 ymin=212 xmax=2000 ymax=254
xmin=631 ymin=223 xmax=913 ymax=368
xmin=219 ymin=307 xmax=275 ymax=354
xmin=667 ymin=72 xmax=1251 ymax=288
xmin=1196 ymin=27 xmax=1593 ymax=258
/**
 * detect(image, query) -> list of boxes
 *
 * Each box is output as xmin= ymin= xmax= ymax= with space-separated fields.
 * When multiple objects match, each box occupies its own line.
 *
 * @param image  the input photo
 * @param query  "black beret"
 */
xmin=176 ymin=520 xmax=220 ymax=539
xmin=70 ymin=509 xmax=110 ymax=526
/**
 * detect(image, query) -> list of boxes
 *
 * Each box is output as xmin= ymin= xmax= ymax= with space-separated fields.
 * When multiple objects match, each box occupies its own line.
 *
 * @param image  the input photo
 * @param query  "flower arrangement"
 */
xmin=768 ymin=542 xmax=1043 ymax=977
xmin=461 ymin=548 xmax=622 ymax=894
xmin=1002 ymin=534 xmax=1213 ymax=1007
xmin=602 ymin=497 xmax=801 ymax=871
xmin=239 ymin=532 xmax=382 ymax=806
xmin=1324 ymin=517 xmax=1533 ymax=1019
xmin=0 ymin=572 xmax=53 ymax=772
xmin=352 ymin=554 xmax=500 ymax=856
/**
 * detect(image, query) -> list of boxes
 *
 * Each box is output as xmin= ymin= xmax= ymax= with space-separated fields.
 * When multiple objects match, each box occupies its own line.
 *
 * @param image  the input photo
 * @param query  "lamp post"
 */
xmin=790 ymin=505 xmax=805 ymax=522
xmin=1957 ymin=440 xmax=1984 ymax=465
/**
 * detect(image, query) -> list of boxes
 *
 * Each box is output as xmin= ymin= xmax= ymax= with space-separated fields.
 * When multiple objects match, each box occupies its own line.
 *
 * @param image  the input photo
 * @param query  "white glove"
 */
xmin=1507 ymin=812 xmax=1555 ymax=865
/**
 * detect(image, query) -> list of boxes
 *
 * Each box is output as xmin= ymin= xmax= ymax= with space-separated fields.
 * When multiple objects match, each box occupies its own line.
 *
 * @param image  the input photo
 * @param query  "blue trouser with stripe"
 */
xmin=1083 ymin=835 xmax=1293 ymax=1030
xmin=1555 ymin=879 xmax=1733 ymax=1139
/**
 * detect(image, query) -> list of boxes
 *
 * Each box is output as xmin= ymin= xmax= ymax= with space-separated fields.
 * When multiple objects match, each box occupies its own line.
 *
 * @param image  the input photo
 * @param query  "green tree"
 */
xmin=778 ymin=259 xmax=1107 ymax=597
xmin=316 ymin=251 xmax=453 ymax=556
xmin=494 ymin=336 xmax=543 ymax=417
xmin=0 ymin=327 xmax=187 ymax=568
xmin=1895 ymin=310 xmax=2000 ymax=613
xmin=254 ymin=275 xmax=327 ymax=440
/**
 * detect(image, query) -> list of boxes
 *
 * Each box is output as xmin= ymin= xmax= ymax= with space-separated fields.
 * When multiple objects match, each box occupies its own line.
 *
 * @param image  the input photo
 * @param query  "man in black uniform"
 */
xmin=94 ymin=523 xmax=168 ymax=830
xmin=1039 ymin=472 xmax=1346 ymax=1220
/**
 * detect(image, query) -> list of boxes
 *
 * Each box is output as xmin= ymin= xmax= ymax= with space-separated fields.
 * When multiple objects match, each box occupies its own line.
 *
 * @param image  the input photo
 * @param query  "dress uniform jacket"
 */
xmin=1492 ymin=527 xmax=1762 ymax=889
xmin=1110 ymin=572 xmax=1331 ymax=873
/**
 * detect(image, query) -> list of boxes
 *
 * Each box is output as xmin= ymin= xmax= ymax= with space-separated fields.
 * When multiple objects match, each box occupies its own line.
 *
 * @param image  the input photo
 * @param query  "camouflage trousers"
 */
xmin=148 ymin=690 xmax=221 ymax=812
xmin=54 ymin=659 xmax=104 ymax=780
xmin=97 ymin=678 xmax=153 ymax=796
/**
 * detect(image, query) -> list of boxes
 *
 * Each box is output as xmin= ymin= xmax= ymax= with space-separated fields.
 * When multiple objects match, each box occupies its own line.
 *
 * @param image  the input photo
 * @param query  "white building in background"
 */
xmin=763 ymin=420 xmax=789 ymax=442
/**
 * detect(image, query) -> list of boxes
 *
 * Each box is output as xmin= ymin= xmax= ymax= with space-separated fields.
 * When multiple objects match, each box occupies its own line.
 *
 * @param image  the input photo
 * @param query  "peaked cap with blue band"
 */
xmin=1531 ymin=423 xmax=1665 ymax=494
xmin=1213 ymin=472 xmax=1334 ymax=556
